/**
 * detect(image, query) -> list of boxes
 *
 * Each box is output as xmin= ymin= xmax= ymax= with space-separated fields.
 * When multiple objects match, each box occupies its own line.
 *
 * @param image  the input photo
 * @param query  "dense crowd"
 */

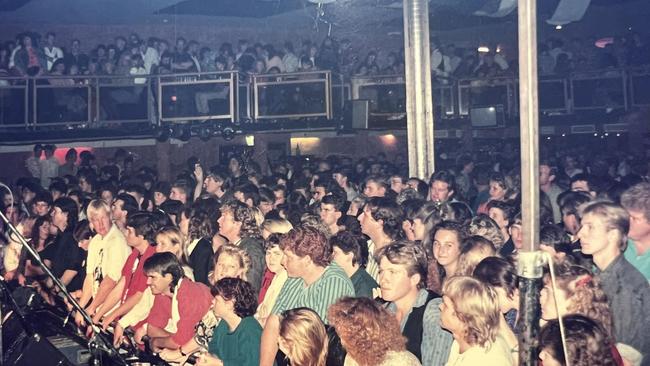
xmin=1 ymin=30 xmax=649 ymax=84
xmin=0 ymin=140 xmax=649 ymax=366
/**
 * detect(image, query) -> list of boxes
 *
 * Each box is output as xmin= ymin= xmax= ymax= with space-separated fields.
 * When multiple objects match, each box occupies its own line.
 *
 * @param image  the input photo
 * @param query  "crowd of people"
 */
xmin=1 ymin=30 xmax=649 ymax=83
xmin=0 ymin=140 xmax=649 ymax=366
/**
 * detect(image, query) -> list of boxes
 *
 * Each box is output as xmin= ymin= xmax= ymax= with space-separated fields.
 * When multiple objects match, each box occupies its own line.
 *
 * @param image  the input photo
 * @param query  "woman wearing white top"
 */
xmin=439 ymin=276 xmax=513 ymax=366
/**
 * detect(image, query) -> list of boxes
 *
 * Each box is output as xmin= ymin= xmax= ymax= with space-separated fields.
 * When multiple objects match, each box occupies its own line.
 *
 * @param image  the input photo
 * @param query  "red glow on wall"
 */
xmin=53 ymin=147 xmax=94 ymax=164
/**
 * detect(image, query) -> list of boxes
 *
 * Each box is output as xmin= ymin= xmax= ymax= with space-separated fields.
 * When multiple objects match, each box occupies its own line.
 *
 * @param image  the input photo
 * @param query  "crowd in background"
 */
xmin=0 ymin=139 xmax=649 ymax=366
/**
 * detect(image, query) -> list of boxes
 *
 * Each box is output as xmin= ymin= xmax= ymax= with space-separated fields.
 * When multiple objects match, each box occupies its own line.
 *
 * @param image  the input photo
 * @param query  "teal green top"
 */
xmin=624 ymin=239 xmax=650 ymax=280
xmin=208 ymin=316 xmax=262 ymax=366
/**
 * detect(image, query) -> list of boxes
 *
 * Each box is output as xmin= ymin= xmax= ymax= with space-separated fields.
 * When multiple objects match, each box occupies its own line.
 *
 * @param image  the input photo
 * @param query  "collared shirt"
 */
xmin=366 ymin=240 xmax=379 ymax=281
xmin=271 ymin=262 xmax=354 ymax=324
xmin=597 ymin=254 xmax=650 ymax=360
xmin=624 ymin=239 xmax=650 ymax=280
xmin=350 ymin=267 xmax=378 ymax=298
xmin=385 ymin=289 xmax=453 ymax=366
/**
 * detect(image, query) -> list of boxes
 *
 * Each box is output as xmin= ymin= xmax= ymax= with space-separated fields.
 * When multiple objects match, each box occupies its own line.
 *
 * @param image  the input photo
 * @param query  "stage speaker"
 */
xmin=2 ymin=311 xmax=90 ymax=366
xmin=470 ymin=105 xmax=505 ymax=128
xmin=341 ymin=100 xmax=369 ymax=130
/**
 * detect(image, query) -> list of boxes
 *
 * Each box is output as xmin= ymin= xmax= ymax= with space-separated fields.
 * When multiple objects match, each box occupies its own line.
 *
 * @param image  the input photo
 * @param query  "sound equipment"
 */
xmin=340 ymin=100 xmax=369 ymax=131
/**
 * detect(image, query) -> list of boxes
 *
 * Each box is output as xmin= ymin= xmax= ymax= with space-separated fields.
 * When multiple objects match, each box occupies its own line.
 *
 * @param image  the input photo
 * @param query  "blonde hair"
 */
xmin=261 ymin=219 xmax=293 ymax=235
xmin=210 ymin=244 xmax=251 ymax=284
xmin=279 ymin=308 xmax=328 ymax=366
xmin=456 ymin=236 xmax=496 ymax=276
xmin=86 ymin=199 xmax=110 ymax=220
xmin=155 ymin=226 xmax=191 ymax=266
xmin=443 ymin=276 xmax=501 ymax=348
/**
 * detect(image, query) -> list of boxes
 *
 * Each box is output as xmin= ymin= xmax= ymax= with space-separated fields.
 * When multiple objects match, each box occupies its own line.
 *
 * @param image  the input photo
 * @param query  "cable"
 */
xmin=544 ymin=252 xmax=571 ymax=366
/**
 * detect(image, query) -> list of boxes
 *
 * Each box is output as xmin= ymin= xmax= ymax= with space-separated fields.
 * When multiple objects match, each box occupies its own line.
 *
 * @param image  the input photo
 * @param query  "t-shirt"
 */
xmin=271 ymin=262 xmax=354 ymax=324
xmin=350 ymin=267 xmax=378 ymax=298
xmin=47 ymin=230 xmax=86 ymax=292
xmin=86 ymin=224 xmax=131 ymax=295
xmin=208 ymin=316 xmax=262 ymax=366
xmin=445 ymin=337 xmax=513 ymax=366
xmin=120 ymin=245 xmax=156 ymax=303
xmin=624 ymin=239 xmax=650 ymax=281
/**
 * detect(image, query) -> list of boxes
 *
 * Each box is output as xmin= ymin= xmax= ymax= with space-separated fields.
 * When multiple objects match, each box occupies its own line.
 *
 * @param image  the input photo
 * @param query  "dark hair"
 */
xmin=143 ymin=252 xmax=184 ymax=291
xmin=210 ymin=278 xmax=258 ymax=318
xmin=114 ymin=193 xmax=139 ymax=216
xmin=321 ymin=194 xmax=346 ymax=213
xmin=31 ymin=215 xmax=52 ymax=242
xmin=429 ymin=170 xmax=456 ymax=192
xmin=330 ymin=231 xmax=368 ymax=267
xmin=73 ymin=219 xmax=93 ymax=242
xmin=234 ymin=183 xmax=260 ymax=207
xmin=53 ymin=197 xmax=79 ymax=231
xmin=49 ymin=180 xmax=68 ymax=195
xmin=126 ymin=212 xmax=157 ymax=244
xmin=153 ymin=181 xmax=172 ymax=196
xmin=364 ymin=197 xmax=404 ymax=240
xmin=159 ymin=199 xmax=184 ymax=225
xmin=33 ymin=190 xmax=53 ymax=206
xmin=473 ymin=256 xmax=518 ymax=297
xmin=540 ymin=224 xmax=572 ymax=255
xmin=558 ymin=191 xmax=593 ymax=217
xmin=486 ymin=200 xmax=518 ymax=224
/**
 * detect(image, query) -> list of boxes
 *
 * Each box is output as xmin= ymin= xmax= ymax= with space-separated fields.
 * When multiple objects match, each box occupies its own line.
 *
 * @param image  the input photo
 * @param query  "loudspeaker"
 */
xmin=341 ymin=100 xmax=369 ymax=130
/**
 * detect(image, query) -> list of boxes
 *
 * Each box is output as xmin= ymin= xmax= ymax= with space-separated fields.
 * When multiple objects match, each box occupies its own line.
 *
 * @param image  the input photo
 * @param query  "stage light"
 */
xmin=222 ymin=124 xmax=235 ymax=141
xmin=477 ymin=46 xmax=490 ymax=53
xmin=555 ymin=25 xmax=562 ymax=30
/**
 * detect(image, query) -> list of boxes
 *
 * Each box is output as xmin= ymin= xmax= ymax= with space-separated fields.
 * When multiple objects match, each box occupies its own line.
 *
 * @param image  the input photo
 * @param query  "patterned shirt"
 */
xmin=271 ymin=262 xmax=354 ymax=324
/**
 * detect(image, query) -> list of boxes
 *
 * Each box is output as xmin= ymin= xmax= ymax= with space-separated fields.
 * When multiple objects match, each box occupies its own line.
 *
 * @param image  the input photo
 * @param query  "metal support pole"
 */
xmin=403 ymin=0 xmax=435 ymax=180
xmin=517 ymin=0 xmax=542 ymax=365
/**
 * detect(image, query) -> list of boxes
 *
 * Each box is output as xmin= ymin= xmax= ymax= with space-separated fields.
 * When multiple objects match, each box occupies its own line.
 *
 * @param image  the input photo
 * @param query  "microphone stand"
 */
xmin=0 ymin=209 xmax=126 ymax=366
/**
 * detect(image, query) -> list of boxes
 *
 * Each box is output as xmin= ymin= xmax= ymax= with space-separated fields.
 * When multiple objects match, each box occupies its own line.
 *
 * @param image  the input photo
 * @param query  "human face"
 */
xmin=333 ymin=173 xmax=346 ymax=188
xmin=179 ymin=212 xmax=190 ymax=237
xmin=51 ymin=206 xmax=67 ymax=230
xmin=539 ymin=280 xmax=569 ymax=321
xmin=125 ymin=226 xmax=142 ymax=248
xmin=204 ymin=176 xmax=222 ymax=195
xmin=539 ymin=165 xmax=554 ymax=186
xmin=494 ymin=287 xmax=516 ymax=314
xmin=212 ymin=294 xmax=233 ymax=318
xmin=170 ymin=187 xmax=186 ymax=204
xmin=331 ymin=246 xmax=353 ymax=270
xmin=229 ymin=158 xmax=241 ymax=175
xmin=364 ymin=181 xmax=384 ymax=198
xmin=390 ymin=177 xmax=405 ymax=194
xmin=577 ymin=213 xmax=613 ymax=256
xmin=259 ymin=201 xmax=274 ymax=215
xmin=378 ymin=257 xmax=418 ymax=302
xmin=273 ymin=190 xmax=285 ymax=207
xmin=153 ymin=191 xmax=167 ymax=207
xmin=33 ymin=201 xmax=51 ymax=217
xmin=627 ymin=210 xmax=650 ymax=242
xmin=111 ymin=199 xmax=126 ymax=222
xmin=407 ymin=179 xmax=419 ymax=191
xmin=213 ymin=253 xmax=244 ymax=282
xmin=488 ymin=207 xmax=508 ymax=230
xmin=439 ymin=295 xmax=463 ymax=336
xmin=562 ymin=212 xmax=579 ymax=236
xmin=489 ymin=181 xmax=507 ymax=201
xmin=78 ymin=238 xmax=90 ymax=251
xmin=412 ymin=218 xmax=426 ymax=241
xmin=38 ymin=220 xmax=51 ymax=240
xmin=90 ymin=211 xmax=112 ymax=236
xmin=539 ymin=348 xmax=562 ymax=366
xmin=571 ymin=180 xmax=590 ymax=193
xmin=281 ymin=249 xmax=309 ymax=278
xmin=217 ymin=210 xmax=240 ymax=240
xmin=509 ymin=222 xmax=523 ymax=250
xmin=311 ymin=187 xmax=326 ymax=202
xmin=433 ymin=229 xmax=462 ymax=271
xmin=358 ymin=206 xmax=382 ymax=237
xmin=146 ymin=272 xmax=173 ymax=295
xmin=430 ymin=181 xmax=452 ymax=202
xmin=79 ymin=178 xmax=92 ymax=193
xmin=100 ymin=190 xmax=114 ymax=206
xmin=319 ymin=203 xmax=340 ymax=227
xmin=155 ymin=234 xmax=181 ymax=257
xmin=265 ymin=245 xmax=285 ymax=274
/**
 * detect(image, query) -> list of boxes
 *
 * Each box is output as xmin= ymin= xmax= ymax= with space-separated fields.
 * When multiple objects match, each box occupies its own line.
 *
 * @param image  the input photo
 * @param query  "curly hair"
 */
xmin=365 ymin=197 xmax=404 ymax=240
xmin=539 ymin=315 xmax=617 ymax=366
xmin=222 ymin=201 xmax=262 ymax=239
xmin=280 ymin=226 xmax=331 ymax=267
xmin=544 ymin=260 xmax=614 ymax=339
xmin=468 ymin=214 xmax=505 ymax=249
xmin=426 ymin=221 xmax=469 ymax=293
xmin=279 ymin=308 xmax=328 ymax=366
xmin=443 ymin=276 xmax=501 ymax=348
xmin=376 ymin=241 xmax=427 ymax=289
xmin=328 ymin=297 xmax=406 ymax=366
xmin=210 ymin=277 xmax=258 ymax=318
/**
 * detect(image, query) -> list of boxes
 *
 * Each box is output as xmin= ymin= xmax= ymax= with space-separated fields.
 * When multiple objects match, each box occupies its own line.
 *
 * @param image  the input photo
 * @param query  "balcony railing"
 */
xmin=1 ymin=67 xmax=649 ymax=131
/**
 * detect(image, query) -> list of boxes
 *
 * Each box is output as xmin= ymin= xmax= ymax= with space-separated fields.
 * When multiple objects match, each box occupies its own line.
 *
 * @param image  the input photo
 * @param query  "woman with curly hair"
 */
xmin=279 ymin=308 xmax=328 ymax=366
xmin=197 ymin=278 xmax=262 ymax=366
xmin=539 ymin=315 xmax=617 ymax=366
xmin=209 ymin=244 xmax=251 ymax=285
xmin=439 ymin=276 xmax=513 ymax=366
xmin=328 ymin=297 xmax=421 ymax=366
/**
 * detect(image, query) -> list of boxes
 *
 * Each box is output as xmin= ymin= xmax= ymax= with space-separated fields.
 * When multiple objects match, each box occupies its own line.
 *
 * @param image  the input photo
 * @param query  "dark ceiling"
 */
xmin=156 ymin=0 xmax=307 ymax=18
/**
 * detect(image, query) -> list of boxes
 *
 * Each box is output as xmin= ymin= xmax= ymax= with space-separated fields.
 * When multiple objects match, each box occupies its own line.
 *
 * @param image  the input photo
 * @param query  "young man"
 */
xmin=170 ymin=179 xmax=192 ymax=206
xmin=95 ymin=212 xmax=158 ymax=328
xmin=487 ymin=200 xmax=517 ymax=248
xmin=330 ymin=231 xmax=377 ymax=298
xmin=111 ymin=193 xmax=139 ymax=232
xmin=259 ymin=227 xmax=354 ymax=366
xmin=577 ymin=201 xmax=650 ymax=361
xmin=144 ymin=252 xmax=212 ymax=353
xmin=377 ymin=242 xmax=452 ymax=365
xmin=25 ymin=144 xmax=43 ymax=178
xmin=333 ymin=167 xmax=358 ymax=202
xmin=232 ymin=183 xmax=260 ymax=208
xmin=358 ymin=197 xmax=404 ymax=281
xmin=319 ymin=194 xmax=345 ymax=236
xmin=39 ymin=144 xmax=59 ymax=189
xmin=429 ymin=170 xmax=456 ymax=203
xmin=75 ymin=199 xmax=131 ymax=326
xmin=31 ymin=190 xmax=53 ymax=217
xmin=539 ymin=160 xmax=564 ymax=224
xmin=620 ymin=183 xmax=650 ymax=279
xmin=558 ymin=190 xmax=593 ymax=266
xmin=217 ymin=201 xmax=265 ymax=293
xmin=363 ymin=176 xmax=388 ymax=198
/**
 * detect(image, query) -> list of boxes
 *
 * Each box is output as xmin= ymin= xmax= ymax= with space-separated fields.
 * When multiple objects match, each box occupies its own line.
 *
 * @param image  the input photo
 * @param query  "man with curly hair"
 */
xmin=259 ymin=226 xmax=354 ymax=366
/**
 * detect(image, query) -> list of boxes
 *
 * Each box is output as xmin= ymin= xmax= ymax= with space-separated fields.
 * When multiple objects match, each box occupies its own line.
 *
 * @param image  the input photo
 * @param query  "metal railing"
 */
xmin=2 ymin=67 xmax=650 ymax=131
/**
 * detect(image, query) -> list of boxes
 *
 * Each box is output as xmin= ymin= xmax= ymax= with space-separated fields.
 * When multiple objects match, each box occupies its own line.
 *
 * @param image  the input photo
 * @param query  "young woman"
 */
xmin=329 ymin=297 xmax=421 ymax=366
xmin=456 ymin=236 xmax=496 ymax=276
xmin=427 ymin=221 xmax=468 ymax=294
xmin=197 ymin=278 xmax=262 ymax=366
xmin=180 ymin=208 xmax=215 ymax=285
xmin=539 ymin=315 xmax=617 ymax=366
xmin=439 ymin=276 xmax=513 ymax=366
xmin=278 ymin=308 xmax=328 ymax=366
xmin=255 ymin=234 xmax=289 ymax=326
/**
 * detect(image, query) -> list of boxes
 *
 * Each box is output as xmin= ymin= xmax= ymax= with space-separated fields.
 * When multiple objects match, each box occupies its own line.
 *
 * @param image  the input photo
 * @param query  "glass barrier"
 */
xmin=34 ymin=78 xmax=91 ymax=126
xmin=571 ymin=70 xmax=626 ymax=111
xmin=458 ymin=78 xmax=513 ymax=116
xmin=158 ymin=71 xmax=239 ymax=122
xmin=629 ymin=69 xmax=650 ymax=107
xmin=0 ymin=78 xmax=28 ymax=127
xmin=252 ymin=71 xmax=332 ymax=119
xmin=96 ymin=76 xmax=152 ymax=124
xmin=539 ymin=78 xmax=569 ymax=113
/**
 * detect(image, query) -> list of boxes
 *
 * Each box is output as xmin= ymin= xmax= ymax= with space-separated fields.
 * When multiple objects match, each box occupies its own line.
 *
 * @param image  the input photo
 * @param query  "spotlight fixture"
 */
xmin=155 ymin=126 xmax=172 ymax=143
xmin=221 ymin=124 xmax=236 ymax=141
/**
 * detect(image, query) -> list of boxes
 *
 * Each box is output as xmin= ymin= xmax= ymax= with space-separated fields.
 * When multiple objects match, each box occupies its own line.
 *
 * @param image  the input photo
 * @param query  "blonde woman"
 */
xmin=439 ymin=276 xmax=513 ymax=366
xmin=456 ymin=236 xmax=496 ymax=276
xmin=279 ymin=308 xmax=328 ymax=366
xmin=260 ymin=219 xmax=293 ymax=240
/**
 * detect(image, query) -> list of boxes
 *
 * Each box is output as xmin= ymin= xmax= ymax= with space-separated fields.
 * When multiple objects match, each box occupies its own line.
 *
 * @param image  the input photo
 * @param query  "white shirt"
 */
xmin=39 ymin=156 xmax=59 ymax=188
xmin=142 ymin=47 xmax=159 ymax=74
xmin=43 ymin=46 xmax=64 ymax=71
xmin=86 ymin=224 xmax=131 ymax=296
xmin=445 ymin=337 xmax=513 ymax=366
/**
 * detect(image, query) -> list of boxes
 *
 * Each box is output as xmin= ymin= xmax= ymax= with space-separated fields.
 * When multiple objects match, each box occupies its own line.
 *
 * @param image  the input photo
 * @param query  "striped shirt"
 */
xmin=271 ymin=262 xmax=354 ymax=324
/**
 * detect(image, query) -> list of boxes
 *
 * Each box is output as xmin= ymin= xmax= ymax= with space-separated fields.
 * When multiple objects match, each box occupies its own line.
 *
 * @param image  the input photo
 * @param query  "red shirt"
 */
xmin=146 ymin=279 xmax=212 ymax=346
xmin=258 ymin=269 xmax=276 ymax=304
xmin=120 ymin=245 xmax=156 ymax=304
